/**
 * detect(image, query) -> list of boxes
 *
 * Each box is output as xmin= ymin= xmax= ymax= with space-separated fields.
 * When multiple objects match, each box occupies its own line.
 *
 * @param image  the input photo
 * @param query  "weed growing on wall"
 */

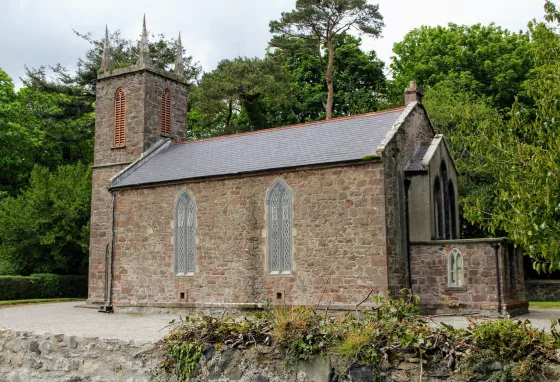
xmin=162 ymin=291 xmax=560 ymax=381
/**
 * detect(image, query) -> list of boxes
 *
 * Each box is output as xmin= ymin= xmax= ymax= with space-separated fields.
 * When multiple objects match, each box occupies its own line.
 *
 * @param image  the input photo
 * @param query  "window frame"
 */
xmin=266 ymin=179 xmax=293 ymax=275
xmin=173 ymin=189 xmax=197 ymax=276
xmin=448 ymin=248 xmax=464 ymax=287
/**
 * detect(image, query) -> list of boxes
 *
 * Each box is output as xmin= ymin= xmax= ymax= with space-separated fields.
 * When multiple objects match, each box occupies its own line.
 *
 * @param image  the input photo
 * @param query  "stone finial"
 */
xmin=405 ymin=80 xmax=423 ymax=105
xmin=136 ymin=15 xmax=152 ymax=68
xmin=173 ymin=32 xmax=184 ymax=76
xmin=100 ymin=25 xmax=111 ymax=71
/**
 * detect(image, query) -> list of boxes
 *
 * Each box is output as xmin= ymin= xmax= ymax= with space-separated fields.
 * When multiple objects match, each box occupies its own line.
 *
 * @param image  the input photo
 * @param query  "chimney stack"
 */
xmin=405 ymin=80 xmax=423 ymax=105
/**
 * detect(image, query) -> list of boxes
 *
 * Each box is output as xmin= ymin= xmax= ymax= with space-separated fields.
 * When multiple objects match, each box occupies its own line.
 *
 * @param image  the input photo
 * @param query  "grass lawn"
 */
xmin=0 ymin=298 xmax=85 ymax=306
xmin=529 ymin=301 xmax=560 ymax=308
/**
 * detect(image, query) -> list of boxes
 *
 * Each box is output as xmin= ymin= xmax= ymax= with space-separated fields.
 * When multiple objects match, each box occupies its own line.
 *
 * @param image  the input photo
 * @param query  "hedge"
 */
xmin=0 ymin=274 xmax=87 ymax=301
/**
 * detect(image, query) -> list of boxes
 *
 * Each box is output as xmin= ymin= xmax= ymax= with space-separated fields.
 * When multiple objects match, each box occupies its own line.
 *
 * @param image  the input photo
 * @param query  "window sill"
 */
xmin=268 ymin=271 xmax=292 ymax=276
xmin=174 ymin=272 xmax=195 ymax=277
xmin=445 ymin=286 xmax=467 ymax=292
xmin=111 ymin=145 xmax=127 ymax=150
xmin=160 ymin=133 xmax=171 ymax=138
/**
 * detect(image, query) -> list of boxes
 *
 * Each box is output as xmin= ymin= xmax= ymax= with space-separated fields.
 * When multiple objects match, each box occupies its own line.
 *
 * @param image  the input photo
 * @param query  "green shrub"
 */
xmin=0 ymin=274 xmax=87 ymax=300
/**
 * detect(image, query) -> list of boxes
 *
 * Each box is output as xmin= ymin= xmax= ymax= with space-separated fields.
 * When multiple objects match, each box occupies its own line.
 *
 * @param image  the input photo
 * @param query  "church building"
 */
xmin=88 ymin=20 xmax=528 ymax=316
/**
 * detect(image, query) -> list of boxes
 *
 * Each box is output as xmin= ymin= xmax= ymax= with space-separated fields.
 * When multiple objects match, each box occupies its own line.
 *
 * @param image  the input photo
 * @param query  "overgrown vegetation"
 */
xmin=162 ymin=291 xmax=560 ymax=381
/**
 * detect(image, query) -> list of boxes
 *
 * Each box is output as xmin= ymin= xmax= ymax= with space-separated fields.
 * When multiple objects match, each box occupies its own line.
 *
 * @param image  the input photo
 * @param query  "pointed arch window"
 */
xmin=448 ymin=248 xmax=464 ymax=286
xmin=441 ymin=161 xmax=451 ymax=239
xmin=448 ymin=181 xmax=457 ymax=239
xmin=174 ymin=190 xmax=196 ymax=276
xmin=267 ymin=180 xmax=292 ymax=274
xmin=114 ymin=88 xmax=126 ymax=147
xmin=160 ymin=89 xmax=171 ymax=136
xmin=434 ymin=177 xmax=444 ymax=239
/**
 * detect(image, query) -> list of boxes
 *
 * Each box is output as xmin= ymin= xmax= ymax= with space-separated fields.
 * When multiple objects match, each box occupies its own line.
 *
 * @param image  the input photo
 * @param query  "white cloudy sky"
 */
xmin=0 ymin=0 xmax=548 ymax=87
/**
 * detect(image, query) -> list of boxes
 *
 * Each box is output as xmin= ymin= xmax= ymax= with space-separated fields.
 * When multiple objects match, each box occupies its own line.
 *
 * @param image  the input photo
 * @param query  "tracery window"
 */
xmin=267 ymin=180 xmax=292 ymax=274
xmin=160 ymin=89 xmax=171 ymax=135
xmin=449 ymin=248 xmax=464 ymax=286
xmin=174 ymin=190 xmax=196 ymax=276
xmin=114 ymin=88 xmax=126 ymax=147
xmin=441 ymin=161 xmax=451 ymax=239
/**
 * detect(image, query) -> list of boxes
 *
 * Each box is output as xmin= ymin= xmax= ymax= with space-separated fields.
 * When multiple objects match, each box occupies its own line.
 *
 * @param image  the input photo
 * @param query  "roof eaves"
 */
xmin=111 ymin=138 xmax=171 ymax=188
xmin=375 ymin=101 xmax=417 ymax=156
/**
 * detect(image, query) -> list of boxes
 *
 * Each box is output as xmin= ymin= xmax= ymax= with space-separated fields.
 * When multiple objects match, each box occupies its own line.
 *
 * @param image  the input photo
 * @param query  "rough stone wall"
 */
xmin=89 ymin=69 xmax=188 ymax=305
xmin=111 ymin=163 xmax=388 ymax=309
xmin=525 ymin=280 xmax=560 ymax=301
xmin=410 ymin=240 xmax=528 ymax=315
xmin=0 ymin=329 xmax=170 ymax=382
xmin=382 ymin=106 xmax=434 ymax=296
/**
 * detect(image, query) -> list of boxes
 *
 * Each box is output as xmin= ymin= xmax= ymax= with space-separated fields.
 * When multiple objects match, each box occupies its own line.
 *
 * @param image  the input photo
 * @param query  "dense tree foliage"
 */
xmin=270 ymin=0 xmax=384 ymax=119
xmin=0 ymin=163 xmax=91 ymax=275
xmin=391 ymin=23 xmax=533 ymax=111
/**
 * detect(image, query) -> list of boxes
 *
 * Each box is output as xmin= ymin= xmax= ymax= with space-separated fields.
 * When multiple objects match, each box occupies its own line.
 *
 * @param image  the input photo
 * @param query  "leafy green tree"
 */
xmin=391 ymin=23 xmax=533 ymax=111
xmin=0 ymin=163 xmax=92 ymax=275
xmin=188 ymin=57 xmax=294 ymax=138
xmin=268 ymin=34 xmax=387 ymax=122
xmin=447 ymin=2 xmax=560 ymax=271
xmin=270 ymin=0 xmax=384 ymax=119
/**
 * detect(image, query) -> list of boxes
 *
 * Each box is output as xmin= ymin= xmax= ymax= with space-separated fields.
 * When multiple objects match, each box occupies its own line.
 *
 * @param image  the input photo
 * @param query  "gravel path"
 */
xmin=0 ymin=302 xmax=177 ymax=342
xmin=1 ymin=302 xmax=558 ymax=342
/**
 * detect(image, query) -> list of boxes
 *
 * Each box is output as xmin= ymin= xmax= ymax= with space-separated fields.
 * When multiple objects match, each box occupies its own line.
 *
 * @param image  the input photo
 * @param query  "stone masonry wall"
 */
xmin=111 ymin=162 xmax=388 ymax=309
xmin=525 ymin=280 xmax=560 ymax=301
xmin=0 ymin=329 xmax=169 ymax=382
xmin=410 ymin=240 xmax=527 ymax=314
xmin=382 ymin=105 xmax=434 ymax=296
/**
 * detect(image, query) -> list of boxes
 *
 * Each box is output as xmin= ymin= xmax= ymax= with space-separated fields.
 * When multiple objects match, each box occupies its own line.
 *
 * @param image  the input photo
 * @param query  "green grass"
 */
xmin=0 ymin=298 xmax=85 ymax=306
xmin=529 ymin=301 xmax=560 ymax=308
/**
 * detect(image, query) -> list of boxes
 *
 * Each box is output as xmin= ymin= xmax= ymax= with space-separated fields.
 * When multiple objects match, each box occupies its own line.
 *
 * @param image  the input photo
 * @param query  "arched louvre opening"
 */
xmin=267 ymin=180 xmax=292 ymax=274
xmin=160 ymin=89 xmax=171 ymax=135
xmin=174 ymin=190 xmax=196 ymax=275
xmin=114 ymin=88 xmax=126 ymax=147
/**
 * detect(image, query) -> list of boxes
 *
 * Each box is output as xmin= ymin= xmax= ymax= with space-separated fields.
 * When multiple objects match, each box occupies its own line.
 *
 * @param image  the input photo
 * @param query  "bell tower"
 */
xmin=88 ymin=18 xmax=189 ymax=305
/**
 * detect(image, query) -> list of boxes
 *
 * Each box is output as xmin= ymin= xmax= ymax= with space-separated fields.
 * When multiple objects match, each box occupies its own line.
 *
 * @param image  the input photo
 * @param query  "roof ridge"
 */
xmin=173 ymin=107 xmax=406 ymax=146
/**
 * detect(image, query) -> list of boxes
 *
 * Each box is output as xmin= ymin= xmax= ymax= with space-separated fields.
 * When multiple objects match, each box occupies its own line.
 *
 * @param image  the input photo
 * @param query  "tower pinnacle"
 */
xmin=100 ymin=25 xmax=111 ymax=71
xmin=136 ymin=15 xmax=152 ymax=68
xmin=173 ymin=32 xmax=183 ymax=76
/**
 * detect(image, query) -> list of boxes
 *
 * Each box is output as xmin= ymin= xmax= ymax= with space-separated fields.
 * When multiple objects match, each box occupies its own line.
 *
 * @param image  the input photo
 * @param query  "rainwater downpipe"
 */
xmin=494 ymin=243 xmax=502 ymax=314
xmin=107 ymin=191 xmax=116 ymax=308
xmin=404 ymin=178 xmax=413 ymax=289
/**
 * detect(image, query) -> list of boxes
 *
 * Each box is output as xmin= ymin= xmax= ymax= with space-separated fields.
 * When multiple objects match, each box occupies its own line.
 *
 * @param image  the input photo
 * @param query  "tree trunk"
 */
xmin=225 ymin=98 xmax=233 ymax=132
xmin=325 ymin=38 xmax=335 ymax=120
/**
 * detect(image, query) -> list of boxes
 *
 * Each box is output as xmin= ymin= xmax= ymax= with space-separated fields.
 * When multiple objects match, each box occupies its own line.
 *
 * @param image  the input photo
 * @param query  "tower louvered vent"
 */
xmin=160 ymin=89 xmax=171 ymax=135
xmin=114 ymin=88 xmax=126 ymax=147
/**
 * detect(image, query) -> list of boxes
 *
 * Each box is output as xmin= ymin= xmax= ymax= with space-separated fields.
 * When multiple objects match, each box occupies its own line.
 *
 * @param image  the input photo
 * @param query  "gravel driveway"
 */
xmin=0 ymin=302 xmax=177 ymax=342
xmin=1 ymin=302 xmax=558 ymax=342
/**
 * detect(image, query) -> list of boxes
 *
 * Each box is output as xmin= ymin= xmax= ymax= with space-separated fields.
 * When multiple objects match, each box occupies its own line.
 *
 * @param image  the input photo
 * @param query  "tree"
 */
xmin=390 ymin=23 xmax=533 ymax=111
xmin=270 ymin=0 xmax=384 ymax=119
xmin=0 ymin=163 xmax=92 ymax=275
xmin=188 ymin=57 xmax=294 ymax=138
xmin=448 ymin=2 xmax=560 ymax=272
xmin=268 ymin=33 xmax=387 ymax=122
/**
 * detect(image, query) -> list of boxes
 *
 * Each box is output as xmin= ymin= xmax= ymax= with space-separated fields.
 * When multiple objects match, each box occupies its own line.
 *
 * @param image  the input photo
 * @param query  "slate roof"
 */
xmin=112 ymin=107 xmax=406 ymax=188
xmin=405 ymin=143 xmax=431 ymax=173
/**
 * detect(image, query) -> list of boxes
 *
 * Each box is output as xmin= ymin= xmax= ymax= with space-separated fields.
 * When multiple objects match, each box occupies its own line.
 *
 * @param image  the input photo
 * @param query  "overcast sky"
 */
xmin=0 ymin=0 xmax=548 ymax=88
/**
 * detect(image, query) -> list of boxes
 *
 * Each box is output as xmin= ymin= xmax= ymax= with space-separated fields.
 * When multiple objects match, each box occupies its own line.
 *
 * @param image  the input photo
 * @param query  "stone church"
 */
xmin=88 ymin=20 xmax=528 ymax=316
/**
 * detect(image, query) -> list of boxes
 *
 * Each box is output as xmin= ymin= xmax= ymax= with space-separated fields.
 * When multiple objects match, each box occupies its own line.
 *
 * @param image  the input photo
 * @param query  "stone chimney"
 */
xmin=405 ymin=80 xmax=423 ymax=105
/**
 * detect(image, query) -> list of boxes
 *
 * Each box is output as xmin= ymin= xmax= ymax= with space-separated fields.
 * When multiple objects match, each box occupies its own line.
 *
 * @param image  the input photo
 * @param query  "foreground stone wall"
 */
xmin=410 ymin=239 xmax=527 ymax=315
xmin=525 ymin=280 xmax=560 ymax=301
xmin=112 ymin=162 xmax=388 ymax=309
xmin=3 ymin=329 xmax=558 ymax=382
xmin=0 ymin=329 xmax=169 ymax=382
